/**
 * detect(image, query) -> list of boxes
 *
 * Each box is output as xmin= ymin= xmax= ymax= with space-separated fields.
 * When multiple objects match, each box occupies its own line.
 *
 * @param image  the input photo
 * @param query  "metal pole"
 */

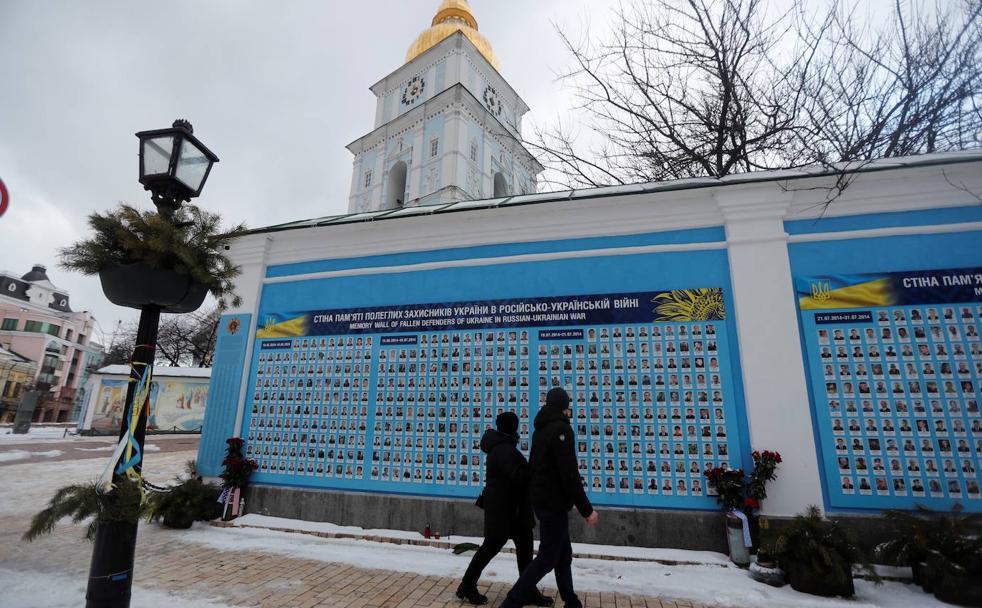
xmin=85 ymin=305 xmax=159 ymax=608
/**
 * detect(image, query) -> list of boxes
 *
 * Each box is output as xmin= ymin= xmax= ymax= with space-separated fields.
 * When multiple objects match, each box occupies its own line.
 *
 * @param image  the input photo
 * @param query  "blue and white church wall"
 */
xmin=783 ymin=159 xmax=982 ymax=514
xmin=198 ymin=153 xmax=982 ymax=543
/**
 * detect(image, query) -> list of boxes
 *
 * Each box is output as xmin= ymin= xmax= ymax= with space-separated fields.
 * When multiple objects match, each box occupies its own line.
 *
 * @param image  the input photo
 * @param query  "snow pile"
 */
xmin=71 ymin=443 xmax=161 ymax=453
xmin=0 ymin=449 xmax=64 ymax=462
xmin=0 ymin=568 xmax=242 ymax=608
xmin=230 ymin=514 xmax=732 ymax=566
xmin=0 ymin=427 xmax=74 ymax=442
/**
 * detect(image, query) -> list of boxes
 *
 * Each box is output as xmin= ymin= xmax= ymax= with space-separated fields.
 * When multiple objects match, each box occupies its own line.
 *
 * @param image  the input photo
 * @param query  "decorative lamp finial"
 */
xmin=172 ymin=119 xmax=194 ymax=133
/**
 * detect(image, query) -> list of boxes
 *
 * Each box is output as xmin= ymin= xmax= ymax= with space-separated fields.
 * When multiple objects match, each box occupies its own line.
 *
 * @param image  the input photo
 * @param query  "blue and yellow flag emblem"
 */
xmin=796 ymin=275 xmax=894 ymax=310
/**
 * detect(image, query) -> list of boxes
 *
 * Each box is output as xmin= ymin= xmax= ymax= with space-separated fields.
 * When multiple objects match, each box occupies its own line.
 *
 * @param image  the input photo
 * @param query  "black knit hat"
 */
xmin=545 ymin=387 xmax=570 ymax=409
xmin=496 ymin=411 xmax=519 ymax=435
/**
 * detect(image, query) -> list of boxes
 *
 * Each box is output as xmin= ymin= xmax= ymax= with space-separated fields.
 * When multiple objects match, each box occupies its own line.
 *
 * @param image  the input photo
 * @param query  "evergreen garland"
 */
xmin=773 ymin=506 xmax=880 ymax=587
xmin=23 ymin=477 xmax=148 ymax=542
xmin=58 ymin=203 xmax=246 ymax=307
xmin=147 ymin=461 xmax=222 ymax=528
xmin=877 ymin=504 xmax=982 ymax=571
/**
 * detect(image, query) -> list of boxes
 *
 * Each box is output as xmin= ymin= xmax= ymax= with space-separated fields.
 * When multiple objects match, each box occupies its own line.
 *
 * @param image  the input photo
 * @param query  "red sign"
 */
xmin=0 ymin=178 xmax=8 ymax=218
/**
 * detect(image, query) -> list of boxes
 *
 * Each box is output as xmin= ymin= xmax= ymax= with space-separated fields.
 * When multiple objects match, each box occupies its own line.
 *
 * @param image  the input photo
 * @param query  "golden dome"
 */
xmin=405 ymin=0 xmax=501 ymax=72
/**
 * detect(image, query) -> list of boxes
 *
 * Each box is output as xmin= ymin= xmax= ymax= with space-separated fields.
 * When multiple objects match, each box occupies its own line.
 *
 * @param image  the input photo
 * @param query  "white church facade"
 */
xmin=346 ymin=1 xmax=541 ymax=212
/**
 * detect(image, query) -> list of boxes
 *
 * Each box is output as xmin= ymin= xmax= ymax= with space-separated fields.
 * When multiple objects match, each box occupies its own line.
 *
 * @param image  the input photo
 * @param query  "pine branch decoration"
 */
xmin=59 ymin=203 xmax=246 ymax=308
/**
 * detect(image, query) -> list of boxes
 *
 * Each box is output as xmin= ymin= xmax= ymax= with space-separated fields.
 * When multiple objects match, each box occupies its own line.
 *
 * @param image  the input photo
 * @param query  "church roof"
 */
xmin=245 ymin=150 xmax=982 ymax=235
xmin=406 ymin=0 xmax=500 ymax=72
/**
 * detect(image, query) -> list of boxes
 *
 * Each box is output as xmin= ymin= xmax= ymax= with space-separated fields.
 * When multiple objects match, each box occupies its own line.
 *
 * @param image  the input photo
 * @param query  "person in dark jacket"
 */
xmin=457 ymin=412 xmax=554 ymax=606
xmin=499 ymin=388 xmax=598 ymax=608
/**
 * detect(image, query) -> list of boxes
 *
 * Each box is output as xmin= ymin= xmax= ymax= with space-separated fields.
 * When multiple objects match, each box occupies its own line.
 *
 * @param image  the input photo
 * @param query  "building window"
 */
xmin=1 ymin=318 xmax=17 ymax=331
xmin=364 ymin=170 xmax=373 ymax=188
xmin=24 ymin=320 xmax=61 ymax=337
xmin=2 ymin=380 xmax=23 ymax=400
xmin=470 ymin=141 xmax=478 ymax=163
xmin=430 ymin=138 xmax=439 ymax=158
xmin=41 ymin=354 xmax=60 ymax=374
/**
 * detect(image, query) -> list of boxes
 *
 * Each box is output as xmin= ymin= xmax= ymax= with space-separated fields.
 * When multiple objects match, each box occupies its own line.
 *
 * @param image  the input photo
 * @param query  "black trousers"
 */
xmin=461 ymin=527 xmax=533 ymax=589
xmin=502 ymin=507 xmax=579 ymax=608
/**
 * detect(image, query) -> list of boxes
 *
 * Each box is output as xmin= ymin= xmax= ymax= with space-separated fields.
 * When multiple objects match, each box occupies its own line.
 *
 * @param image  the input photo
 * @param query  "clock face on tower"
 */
xmin=483 ymin=85 xmax=503 ymax=117
xmin=401 ymin=75 xmax=425 ymax=106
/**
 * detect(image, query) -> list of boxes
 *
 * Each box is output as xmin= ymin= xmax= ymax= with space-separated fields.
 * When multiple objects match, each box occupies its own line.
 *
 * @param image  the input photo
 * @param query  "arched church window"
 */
xmin=470 ymin=141 xmax=478 ymax=163
xmin=493 ymin=172 xmax=508 ymax=198
xmin=430 ymin=138 xmax=439 ymax=158
xmin=385 ymin=161 xmax=408 ymax=210
xmin=364 ymin=170 xmax=373 ymax=188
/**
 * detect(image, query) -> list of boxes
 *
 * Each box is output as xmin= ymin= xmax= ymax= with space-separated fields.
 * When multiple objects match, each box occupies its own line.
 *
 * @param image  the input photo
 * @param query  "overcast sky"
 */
xmin=0 ymin=0 xmax=628 ymax=342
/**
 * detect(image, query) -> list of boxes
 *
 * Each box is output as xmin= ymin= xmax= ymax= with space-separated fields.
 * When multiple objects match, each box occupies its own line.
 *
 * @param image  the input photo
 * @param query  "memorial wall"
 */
xmin=797 ymin=266 xmax=982 ymax=510
xmin=196 ymin=155 xmax=982 ymax=535
xmin=244 ymin=286 xmax=744 ymax=510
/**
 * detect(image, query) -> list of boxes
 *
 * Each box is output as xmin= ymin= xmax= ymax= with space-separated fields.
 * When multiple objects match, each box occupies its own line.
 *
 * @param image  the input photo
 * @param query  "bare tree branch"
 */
xmin=533 ymin=0 xmax=981 ymax=194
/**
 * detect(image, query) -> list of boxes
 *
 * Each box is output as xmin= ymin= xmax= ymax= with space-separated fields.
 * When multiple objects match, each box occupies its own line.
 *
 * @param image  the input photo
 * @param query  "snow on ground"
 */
xmin=0 ymin=449 xmax=64 ymax=462
xmin=0 ymin=449 xmax=193 ymax=516
xmin=232 ymin=514 xmax=732 ymax=566
xmin=0 ymin=426 xmax=77 ymax=442
xmin=181 ymin=521 xmax=950 ymax=608
xmin=0 ymin=568 xmax=242 ymax=608
xmin=0 ymin=446 xmax=954 ymax=608
xmin=71 ymin=443 xmax=161 ymax=452
xmin=0 ymin=426 xmax=196 ymax=445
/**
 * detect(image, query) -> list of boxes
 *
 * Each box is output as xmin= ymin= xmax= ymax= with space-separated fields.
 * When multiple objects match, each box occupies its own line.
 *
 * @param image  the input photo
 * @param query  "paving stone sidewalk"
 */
xmin=0 ymin=514 xmax=711 ymax=608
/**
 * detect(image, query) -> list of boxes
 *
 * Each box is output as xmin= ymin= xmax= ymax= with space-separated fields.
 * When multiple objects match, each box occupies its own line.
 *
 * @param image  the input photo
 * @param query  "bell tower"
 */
xmin=346 ymin=0 xmax=542 ymax=213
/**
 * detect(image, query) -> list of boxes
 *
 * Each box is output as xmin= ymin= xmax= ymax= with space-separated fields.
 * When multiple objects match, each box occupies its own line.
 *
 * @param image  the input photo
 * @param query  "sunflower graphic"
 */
xmin=653 ymin=288 xmax=726 ymax=321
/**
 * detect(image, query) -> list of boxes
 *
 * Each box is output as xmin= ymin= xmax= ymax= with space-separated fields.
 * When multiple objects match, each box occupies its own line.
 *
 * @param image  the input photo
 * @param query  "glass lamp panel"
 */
xmin=174 ymin=139 xmax=210 ymax=192
xmin=142 ymin=136 xmax=175 ymax=176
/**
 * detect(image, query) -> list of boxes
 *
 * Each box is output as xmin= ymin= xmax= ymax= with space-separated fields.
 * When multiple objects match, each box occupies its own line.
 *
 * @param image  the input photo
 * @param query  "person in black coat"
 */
xmin=500 ymin=388 xmax=598 ymax=608
xmin=457 ymin=412 xmax=553 ymax=606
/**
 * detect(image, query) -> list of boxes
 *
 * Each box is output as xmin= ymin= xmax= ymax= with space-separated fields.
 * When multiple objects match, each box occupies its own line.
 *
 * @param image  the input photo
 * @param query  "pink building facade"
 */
xmin=0 ymin=264 xmax=105 ymax=422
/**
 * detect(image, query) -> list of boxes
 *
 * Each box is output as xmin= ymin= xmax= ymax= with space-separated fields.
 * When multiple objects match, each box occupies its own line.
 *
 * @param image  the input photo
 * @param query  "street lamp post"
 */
xmin=85 ymin=120 xmax=218 ymax=608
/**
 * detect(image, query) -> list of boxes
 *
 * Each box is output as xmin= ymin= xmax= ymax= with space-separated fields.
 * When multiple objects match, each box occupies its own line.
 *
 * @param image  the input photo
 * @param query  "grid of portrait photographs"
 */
xmin=246 ymin=336 xmax=373 ymax=479
xmin=241 ymin=321 xmax=742 ymax=508
xmin=370 ymin=330 xmax=532 ymax=489
xmin=548 ymin=323 xmax=735 ymax=503
xmin=811 ymin=304 xmax=982 ymax=507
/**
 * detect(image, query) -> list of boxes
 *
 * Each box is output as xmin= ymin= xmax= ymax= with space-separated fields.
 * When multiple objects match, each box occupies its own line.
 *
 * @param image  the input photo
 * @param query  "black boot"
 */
xmin=525 ymin=588 xmax=555 ymax=607
xmin=456 ymin=583 xmax=488 ymax=605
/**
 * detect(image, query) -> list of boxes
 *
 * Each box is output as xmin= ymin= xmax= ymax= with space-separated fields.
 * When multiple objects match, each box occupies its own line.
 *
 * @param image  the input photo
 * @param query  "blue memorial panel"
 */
xmin=241 ymin=287 xmax=745 ymax=510
xmin=797 ymin=266 xmax=982 ymax=511
xmin=198 ymin=314 xmax=251 ymax=476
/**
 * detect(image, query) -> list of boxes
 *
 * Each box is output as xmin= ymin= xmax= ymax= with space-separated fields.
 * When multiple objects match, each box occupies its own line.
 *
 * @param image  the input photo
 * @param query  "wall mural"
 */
xmin=88 ymin=377 xmax=209 ymax=433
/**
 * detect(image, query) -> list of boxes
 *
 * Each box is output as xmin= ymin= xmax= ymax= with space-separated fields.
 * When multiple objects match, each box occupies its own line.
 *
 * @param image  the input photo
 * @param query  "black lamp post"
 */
xmin=86 ymin=119 xmax=218 ymax=608
xmin=137 ymin=119 xmax=219 ymax=217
